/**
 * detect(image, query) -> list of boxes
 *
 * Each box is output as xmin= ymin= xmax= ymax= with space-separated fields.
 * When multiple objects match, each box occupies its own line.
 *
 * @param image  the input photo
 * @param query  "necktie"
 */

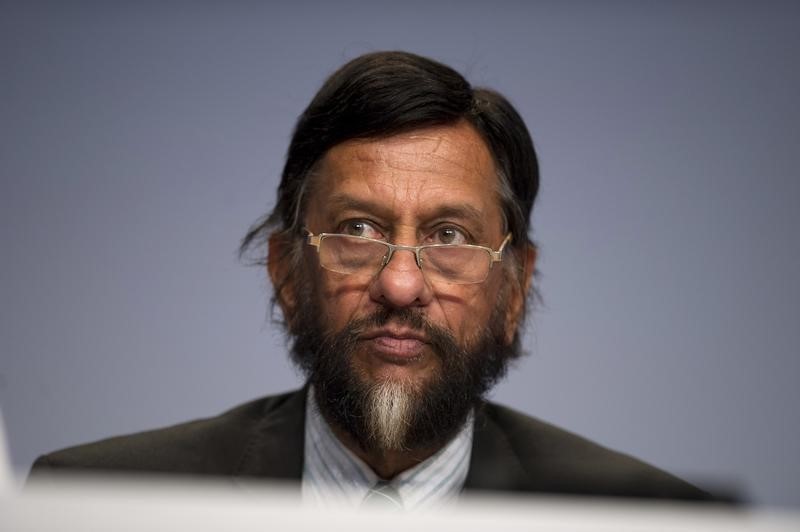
xmin=361 ymin=480 xmax=404 ymax=511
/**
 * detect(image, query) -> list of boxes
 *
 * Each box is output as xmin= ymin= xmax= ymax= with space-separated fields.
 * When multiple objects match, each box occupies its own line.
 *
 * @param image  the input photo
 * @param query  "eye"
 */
xmin=339 ymin=220 xmax=382 ymax=239
xmin=430 ymin=226 xmax=468 ymax=245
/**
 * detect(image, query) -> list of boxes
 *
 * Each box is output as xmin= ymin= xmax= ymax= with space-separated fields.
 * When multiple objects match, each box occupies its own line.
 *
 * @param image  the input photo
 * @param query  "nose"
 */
xmin=368 ymin=246 xmax=433 ymax=308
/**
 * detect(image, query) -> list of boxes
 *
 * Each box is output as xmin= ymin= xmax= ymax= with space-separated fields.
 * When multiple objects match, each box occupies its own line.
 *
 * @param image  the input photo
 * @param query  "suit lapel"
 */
xmin=464 ymin=403 xmax=530 ymax=492
xmin=233 ymin=388 xmax=307 ymax=483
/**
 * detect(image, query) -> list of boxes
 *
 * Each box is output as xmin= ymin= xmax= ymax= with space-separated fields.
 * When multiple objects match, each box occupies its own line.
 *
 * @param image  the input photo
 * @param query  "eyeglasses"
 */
xmin=306 ymin=231 xmax=512 ymax=285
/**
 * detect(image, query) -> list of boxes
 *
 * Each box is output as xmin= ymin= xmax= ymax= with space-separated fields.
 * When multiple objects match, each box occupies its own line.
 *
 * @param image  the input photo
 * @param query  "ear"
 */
xmin=503 ymin=243 xmax=537 ymax=345
xmin=268 ymin=232 xmax=299 ymax=328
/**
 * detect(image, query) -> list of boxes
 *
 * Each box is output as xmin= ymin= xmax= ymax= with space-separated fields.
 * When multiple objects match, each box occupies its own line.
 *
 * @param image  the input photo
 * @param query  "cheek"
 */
xmin=314 ymin=272 xmax=374 ymax=331
xmin=434 ymin=278 xmax=504 ymax=339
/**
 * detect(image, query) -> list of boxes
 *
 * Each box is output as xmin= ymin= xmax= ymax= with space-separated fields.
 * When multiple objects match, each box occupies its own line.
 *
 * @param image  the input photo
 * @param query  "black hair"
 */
xmin=240 ymin=51 xmax=539 ymax=262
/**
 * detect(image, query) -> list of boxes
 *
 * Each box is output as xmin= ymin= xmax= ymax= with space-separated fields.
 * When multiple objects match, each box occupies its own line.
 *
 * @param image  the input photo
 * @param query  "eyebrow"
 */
xmin=426 ymin=204 xmax=485 ymax=226
xmin=325 ymin=194 xmax=487 ymax=227
xmin=326 ymin=194 xmax=394 ymax=220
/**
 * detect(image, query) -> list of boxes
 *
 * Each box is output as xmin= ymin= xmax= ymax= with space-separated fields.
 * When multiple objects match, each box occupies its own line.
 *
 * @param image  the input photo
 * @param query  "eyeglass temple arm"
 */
xmin=306 ymin=231 xmax=322 ymax=250
xmin=490 ymin=233 xmax=513 ymax=262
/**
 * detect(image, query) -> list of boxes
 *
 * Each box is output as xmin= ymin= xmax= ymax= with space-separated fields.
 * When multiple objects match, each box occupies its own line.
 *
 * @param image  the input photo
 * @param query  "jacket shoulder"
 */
xmin=474 ymin=402 xmax=714 ymax=501
xmin=30 ymin=390 xmax=302 ymax=477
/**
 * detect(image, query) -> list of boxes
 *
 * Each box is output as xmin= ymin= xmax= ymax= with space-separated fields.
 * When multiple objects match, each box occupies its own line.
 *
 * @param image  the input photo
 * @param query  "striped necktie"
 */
xmin=361 ymin=480 xmax=403 ymax=511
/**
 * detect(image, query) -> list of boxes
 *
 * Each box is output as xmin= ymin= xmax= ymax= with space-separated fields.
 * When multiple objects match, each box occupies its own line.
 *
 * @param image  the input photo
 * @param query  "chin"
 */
xmin=352 ymin=347 xmax=440 ymax=392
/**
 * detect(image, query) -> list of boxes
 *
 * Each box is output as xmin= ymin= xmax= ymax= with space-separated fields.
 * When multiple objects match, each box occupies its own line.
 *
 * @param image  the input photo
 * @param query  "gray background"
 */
xmin=1 ymin=0 xmax=798 ymax=508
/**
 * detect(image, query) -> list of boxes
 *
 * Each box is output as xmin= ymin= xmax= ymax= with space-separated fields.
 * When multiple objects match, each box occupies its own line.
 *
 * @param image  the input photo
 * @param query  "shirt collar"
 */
xmin=301 ymin=386 xmax=473 ymax=511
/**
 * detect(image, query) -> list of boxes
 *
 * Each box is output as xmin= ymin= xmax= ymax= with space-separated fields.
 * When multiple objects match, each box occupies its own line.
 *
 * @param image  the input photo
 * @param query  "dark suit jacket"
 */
xmin=30 ymin=388 xmax=712 ymax=501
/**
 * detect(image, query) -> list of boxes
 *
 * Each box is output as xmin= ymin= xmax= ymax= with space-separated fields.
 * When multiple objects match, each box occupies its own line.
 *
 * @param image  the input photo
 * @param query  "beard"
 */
xmin=289 ymin=285 xmax=521 ymax=454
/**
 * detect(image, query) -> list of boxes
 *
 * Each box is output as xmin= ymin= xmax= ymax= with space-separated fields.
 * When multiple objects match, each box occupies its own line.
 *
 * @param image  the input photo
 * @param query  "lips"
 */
xmin=360 ymin=327 xmax=429 ymax=362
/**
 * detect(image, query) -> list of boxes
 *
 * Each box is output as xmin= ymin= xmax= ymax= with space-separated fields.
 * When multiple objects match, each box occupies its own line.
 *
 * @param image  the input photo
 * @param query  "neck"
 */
xmin=328 ymin=423 xmax=439 ymax=479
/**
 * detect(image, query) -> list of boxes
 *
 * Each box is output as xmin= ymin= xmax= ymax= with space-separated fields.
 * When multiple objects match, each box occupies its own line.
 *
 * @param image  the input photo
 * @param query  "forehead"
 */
xmin=306 ymin=122 xmax=503 ymax=233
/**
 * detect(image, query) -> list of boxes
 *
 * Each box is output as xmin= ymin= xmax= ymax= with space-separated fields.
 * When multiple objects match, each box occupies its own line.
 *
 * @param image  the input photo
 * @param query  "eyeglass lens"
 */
xmin=318 ymin=235 xmax=491 ymax=284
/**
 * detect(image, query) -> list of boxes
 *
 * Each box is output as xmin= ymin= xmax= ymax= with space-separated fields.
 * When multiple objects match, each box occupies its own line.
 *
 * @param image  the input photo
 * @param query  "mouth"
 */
xmin=360 ymin=327 xmax=429 ymax=363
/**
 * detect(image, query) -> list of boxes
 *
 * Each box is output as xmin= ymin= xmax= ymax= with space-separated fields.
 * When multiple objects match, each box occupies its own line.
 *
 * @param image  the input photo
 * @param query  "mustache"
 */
xmin=336 ymin=307 xmax=464 ymax=362
xmin=349 ymin=307 xmax=428 ymax=335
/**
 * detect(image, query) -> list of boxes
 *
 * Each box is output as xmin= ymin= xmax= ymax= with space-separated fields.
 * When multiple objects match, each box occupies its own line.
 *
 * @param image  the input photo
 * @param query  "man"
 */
xmin=31 ymin=51 xmax=712 ymax=509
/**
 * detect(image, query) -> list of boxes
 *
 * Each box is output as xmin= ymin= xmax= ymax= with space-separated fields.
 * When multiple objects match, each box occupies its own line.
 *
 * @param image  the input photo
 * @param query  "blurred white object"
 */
xmin=3 ymin=474 xmax=799 ymax=531
xmin=0 ymin=408 xmax=14 ymax=493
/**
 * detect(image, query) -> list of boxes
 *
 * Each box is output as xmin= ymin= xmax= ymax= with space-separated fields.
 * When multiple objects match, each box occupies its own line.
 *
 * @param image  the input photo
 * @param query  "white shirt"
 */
xmin=301 ymin=387 xmax=473 ymax=511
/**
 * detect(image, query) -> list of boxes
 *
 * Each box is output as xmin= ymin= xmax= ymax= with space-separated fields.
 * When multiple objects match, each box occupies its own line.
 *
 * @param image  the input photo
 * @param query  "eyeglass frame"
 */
xmin=305 ymin=230 xmax=513 ymax=284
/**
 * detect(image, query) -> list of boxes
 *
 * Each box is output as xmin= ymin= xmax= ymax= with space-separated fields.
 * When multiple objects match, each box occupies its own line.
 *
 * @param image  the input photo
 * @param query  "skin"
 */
xmin=270 ymin=121 xmax=535 ymax=477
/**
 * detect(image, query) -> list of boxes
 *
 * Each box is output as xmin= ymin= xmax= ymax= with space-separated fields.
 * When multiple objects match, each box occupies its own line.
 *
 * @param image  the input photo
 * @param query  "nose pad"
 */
xmin=370 ymin=247 xmax=431 ymax=307
xmin=379 ymin=247 xmax=421 ymax=272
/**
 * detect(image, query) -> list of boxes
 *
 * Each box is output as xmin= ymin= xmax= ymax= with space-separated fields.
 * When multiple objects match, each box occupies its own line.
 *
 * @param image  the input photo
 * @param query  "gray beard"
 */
xmin=291 ymin=301 xmax=520 ymax=454
xmin=364 ymin=380 xmax=415 ymax=451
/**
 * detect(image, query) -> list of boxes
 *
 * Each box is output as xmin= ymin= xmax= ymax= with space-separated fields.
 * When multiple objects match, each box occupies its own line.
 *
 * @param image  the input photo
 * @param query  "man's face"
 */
xmin=305 ymin=121 xmax=511 ymax=374
xmin=273 ymin=121 xmax=528 ymax=451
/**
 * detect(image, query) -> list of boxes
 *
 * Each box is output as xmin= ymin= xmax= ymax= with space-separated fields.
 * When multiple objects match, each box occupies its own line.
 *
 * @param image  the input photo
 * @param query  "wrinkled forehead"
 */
xmin=331 ymin=125 xmax=493 ymax=177
xmin=304 ymin=122 xmax=504 ymax=230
